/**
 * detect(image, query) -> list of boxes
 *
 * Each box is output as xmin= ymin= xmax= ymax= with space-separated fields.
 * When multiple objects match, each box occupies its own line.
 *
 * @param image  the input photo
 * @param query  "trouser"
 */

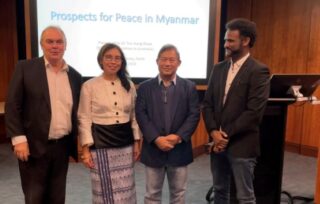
xmin=211 ymin=151 xmax=257 ymax=204
xmin=18 ymin=138 xmax=69 ymax=204
xmin=144 ymin=165 xmax=188 ymax=204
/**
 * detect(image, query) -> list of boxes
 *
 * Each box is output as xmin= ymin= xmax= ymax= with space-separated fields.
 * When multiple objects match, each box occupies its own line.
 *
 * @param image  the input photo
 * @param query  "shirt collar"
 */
xmin=44 ymin=57 xmax=69 ymax=72
xmin=158 ymin=75 xmax=177 ymax=85
xmin=231 ymin=53 xmax=250 ymax=70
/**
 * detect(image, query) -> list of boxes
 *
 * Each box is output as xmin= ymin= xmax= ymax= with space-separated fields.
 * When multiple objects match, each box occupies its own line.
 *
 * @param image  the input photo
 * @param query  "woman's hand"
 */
xmin=133 ymin=140 xmax=141 ymax=162
xmin=81 ymin=145 xmax=94 ymax=168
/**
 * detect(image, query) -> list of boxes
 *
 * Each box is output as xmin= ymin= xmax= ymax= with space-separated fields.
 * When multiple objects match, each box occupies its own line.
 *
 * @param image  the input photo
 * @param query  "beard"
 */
xmin=225 ymin=48 xmax=242 ymax=59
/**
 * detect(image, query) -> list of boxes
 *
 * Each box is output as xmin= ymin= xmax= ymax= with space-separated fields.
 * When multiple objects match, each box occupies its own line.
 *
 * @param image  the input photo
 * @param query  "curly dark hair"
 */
xmin=226 ymin=18 xmax=257 ymax=48
xmin=97 ymin=43 xmax=131 ymax=92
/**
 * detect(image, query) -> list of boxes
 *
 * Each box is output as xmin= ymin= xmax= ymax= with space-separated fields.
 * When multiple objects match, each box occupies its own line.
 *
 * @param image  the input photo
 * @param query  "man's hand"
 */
xmin=166 ymin=134 xmax=182 ymax=145
xmin=14 ymin=142 xmax=30 ymax=161
xmin=210 ymin=130 xmax=229 ymax=152
xmin=155 ymin=136 xmax=174 ymax=151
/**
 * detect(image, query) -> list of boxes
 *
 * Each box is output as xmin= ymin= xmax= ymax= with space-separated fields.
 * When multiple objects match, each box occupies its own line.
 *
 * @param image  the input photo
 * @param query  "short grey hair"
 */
xmin=40 ymin=25 xmax=66 ymax=44
xmin=157 ymin=44 xmax=181 ymax=61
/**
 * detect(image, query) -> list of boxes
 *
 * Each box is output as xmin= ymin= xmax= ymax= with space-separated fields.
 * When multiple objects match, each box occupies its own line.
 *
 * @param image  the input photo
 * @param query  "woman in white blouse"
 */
xmin=78 ymin=43 xmax=141 ymax=204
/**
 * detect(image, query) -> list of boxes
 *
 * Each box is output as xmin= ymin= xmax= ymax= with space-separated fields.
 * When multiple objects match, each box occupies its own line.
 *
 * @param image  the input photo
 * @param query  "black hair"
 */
xmin=97 ymin=43 xmax=131 ymax=92
xmin=226 ymin=18 xmax=257 ymax=48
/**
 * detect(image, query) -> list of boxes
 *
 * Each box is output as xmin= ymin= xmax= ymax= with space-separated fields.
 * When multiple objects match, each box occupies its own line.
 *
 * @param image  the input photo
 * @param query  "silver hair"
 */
xmin=40 ymin=25 xmax=66 ymax=44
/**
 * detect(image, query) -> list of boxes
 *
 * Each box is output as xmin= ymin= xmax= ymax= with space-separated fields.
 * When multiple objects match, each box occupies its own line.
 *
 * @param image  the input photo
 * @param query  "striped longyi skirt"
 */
xmin=90 ymin=145 xmax=136 ymax=204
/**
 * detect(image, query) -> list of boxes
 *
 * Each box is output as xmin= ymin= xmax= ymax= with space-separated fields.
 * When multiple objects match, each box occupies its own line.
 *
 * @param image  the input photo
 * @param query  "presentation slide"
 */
xmin=36 ymin=0 xmax=211 ymax=79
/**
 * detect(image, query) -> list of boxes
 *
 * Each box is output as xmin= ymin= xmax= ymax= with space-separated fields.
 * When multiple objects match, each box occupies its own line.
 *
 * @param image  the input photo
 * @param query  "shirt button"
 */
xmin=111 ymin=82 xmax=115 ymax=85
xmin=116 ymin=120 xmax=119 ymax=123
xmin=113 ymin=91 xmax=116 ymax=95
xmin=114 ymin=102 xmax=117 ymax=106
xmin=116 ymin=112 xmax=119 ymax=115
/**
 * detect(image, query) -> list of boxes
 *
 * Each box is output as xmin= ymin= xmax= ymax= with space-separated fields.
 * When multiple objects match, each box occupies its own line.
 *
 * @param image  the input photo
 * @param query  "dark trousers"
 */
xmin=18 ymin=138 xmax=69 ymax=204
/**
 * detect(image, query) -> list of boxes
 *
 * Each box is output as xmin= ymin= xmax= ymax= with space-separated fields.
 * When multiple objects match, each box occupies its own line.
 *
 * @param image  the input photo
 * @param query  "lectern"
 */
xmin=254 ymin=74 xmax=320 ymax=204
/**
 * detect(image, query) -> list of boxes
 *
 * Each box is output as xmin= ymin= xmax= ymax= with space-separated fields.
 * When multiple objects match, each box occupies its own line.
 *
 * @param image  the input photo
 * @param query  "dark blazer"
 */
xmin=135 ymin=76 xmax=200 ymax=167
xmin=202 ymin=57 xmax=270 ymax=158
xmin=5 ymin=57 xmax=82 ymax=160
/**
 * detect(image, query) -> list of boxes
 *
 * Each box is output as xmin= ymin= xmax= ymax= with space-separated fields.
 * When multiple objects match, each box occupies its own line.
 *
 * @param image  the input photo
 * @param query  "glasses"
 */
xmin=158 ymin=57 xmax=178 ymax=63
xmin=104 ymin=55 xmax=122 ymax=63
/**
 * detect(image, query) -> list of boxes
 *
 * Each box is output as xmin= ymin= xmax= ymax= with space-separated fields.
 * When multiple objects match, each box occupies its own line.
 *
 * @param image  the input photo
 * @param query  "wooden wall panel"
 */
xmin=0 ymin=0 xmax=17 ymax=141
xmin=285 ymin=105 xmax=304 ymax=144
xmin=0 ymin=0 xmax=18 ymax=102
xmin=301 ymin=103 xmax=320 ymax=156
xmin=227 ymin=0 xmax=252 ymax=21
xmin=213 ymin=0 xmax=222 ymax=65
xmin=24 ymin=0 xmax=32 ymax=59
xmin=306 ymin=0 xmax=320 ymax=73
xmin=278 ymin=0 xmax=313 ymax=151
xmin=259 ymin=0 xmax=289 ymax=73
xmin=288 ymin=0 xmax=312 ymax=72
xmin=253 ymin=0 xmax=311 ymax=72
xmin=317 ymin=143 xmax=320 ymax=203
xmin=250 ymin=0 xmax=275 ymax=67
xmin=300 ymin=0 xmax=320 ymax=155
xmin=251 ymin=0 xmax=311 ymax=73
xmin=191 ymin=114 xmax=208 ymax=156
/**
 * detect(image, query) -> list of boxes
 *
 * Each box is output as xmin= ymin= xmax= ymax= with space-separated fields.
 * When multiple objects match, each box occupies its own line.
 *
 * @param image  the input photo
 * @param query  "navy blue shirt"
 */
xmin=160 ymin=81 xmax=176 ymax=135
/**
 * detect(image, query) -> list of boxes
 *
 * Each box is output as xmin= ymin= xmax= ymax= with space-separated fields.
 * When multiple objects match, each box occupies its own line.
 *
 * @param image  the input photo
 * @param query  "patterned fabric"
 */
xmin=90 ymin=145 xmax=137 ymax=204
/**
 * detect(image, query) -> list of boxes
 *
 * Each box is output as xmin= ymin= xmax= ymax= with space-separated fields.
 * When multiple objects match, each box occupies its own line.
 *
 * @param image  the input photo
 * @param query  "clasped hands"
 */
xmin=210 ymin=130 xmax=229 ymax=153
xmin=154 ymin=134 xmax=182 ymax=152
